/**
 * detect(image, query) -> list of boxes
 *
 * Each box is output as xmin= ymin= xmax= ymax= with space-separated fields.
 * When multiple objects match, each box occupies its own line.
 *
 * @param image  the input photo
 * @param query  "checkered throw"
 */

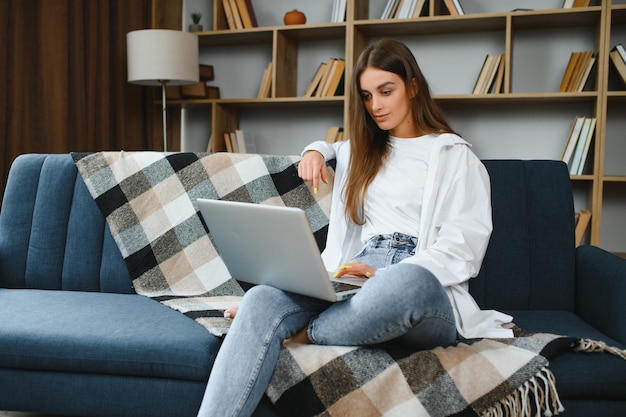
xmin=269 ymin=328 xmax=574 ymax=417
xmin=73 ymin=151 xmax=625 ymax=417
xmin=72 ymin=151 xmax=333 ymax=336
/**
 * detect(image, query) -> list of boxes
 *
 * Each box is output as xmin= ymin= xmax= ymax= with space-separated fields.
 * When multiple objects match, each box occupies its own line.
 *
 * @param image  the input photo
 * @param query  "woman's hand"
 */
xmin=333 ymin=262 xmax=377 ymax=279
xmin=224 ymin=307 xmax=238 ymax=320
xmin=298 ymin=150 xmax=328 ymax=194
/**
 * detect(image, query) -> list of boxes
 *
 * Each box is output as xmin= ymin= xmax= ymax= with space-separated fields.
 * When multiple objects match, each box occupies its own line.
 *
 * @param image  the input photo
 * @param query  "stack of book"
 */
xmin=609 ymin=44 xmax=626 ymax=85
xmin=380 ymin=0 xmax=427 ymax=19
xmin=303 ymin=58 xmax=345 ymax=98
xmin=257 ymin=62 xmax=272 ymax=98
xmin=223 ymin=130 xmax=256 ymax=153
xmin=559 ymin=51 xmax=596 ymax=92
xmin=222 ymin=0 xmax=258 ymax=29
xmin=561 ymin=115 xmax=597 ymax=175
xmin=169 ymin=65 xmax=220 ymax=99
xmin=472 ymin=54 xmax=505 ymax=94
xmin=331 ymin=0 xmax=347 ymax=22
xmin=324 ymin=126 xmax=344 ymax=143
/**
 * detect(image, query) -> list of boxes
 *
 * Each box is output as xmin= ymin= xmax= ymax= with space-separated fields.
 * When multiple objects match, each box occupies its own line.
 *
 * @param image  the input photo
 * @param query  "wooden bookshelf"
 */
xmin=151 ymin=0 xmax=626 ymax=255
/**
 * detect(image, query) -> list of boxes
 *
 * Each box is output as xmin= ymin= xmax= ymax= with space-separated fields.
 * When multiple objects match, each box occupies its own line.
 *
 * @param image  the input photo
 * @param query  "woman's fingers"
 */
xmin=333 ymin=262 xmax=376 ymax=279
xmin=224 ymin=307 xmax=238 ymax=320
xmin=298 ymin=151 xmax=326 ymax=193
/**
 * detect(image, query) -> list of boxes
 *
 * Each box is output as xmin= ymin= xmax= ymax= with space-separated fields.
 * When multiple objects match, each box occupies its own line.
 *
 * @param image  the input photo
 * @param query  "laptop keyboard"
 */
xmin=331 ymin=280 xmax=361 ymax=293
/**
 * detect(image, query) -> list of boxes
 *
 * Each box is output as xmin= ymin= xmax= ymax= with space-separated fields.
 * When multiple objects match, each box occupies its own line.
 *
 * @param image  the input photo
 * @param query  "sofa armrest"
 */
xmin=575 ymin=244 xmax=626 ymax=345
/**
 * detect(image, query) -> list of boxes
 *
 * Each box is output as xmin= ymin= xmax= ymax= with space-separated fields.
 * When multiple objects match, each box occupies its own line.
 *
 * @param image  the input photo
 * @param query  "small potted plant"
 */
xmin=189 ymin=12 xmax=203 ymax=32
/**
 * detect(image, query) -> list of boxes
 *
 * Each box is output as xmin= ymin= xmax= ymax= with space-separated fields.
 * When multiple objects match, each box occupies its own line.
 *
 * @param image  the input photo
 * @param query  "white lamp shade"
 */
xmin=127 ymin=29 xmax=199 ymax=86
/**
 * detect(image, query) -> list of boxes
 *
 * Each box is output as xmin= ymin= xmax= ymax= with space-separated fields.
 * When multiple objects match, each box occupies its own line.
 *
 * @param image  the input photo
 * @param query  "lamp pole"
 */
xmin=161 ymin=80 xmax=168 ymax=152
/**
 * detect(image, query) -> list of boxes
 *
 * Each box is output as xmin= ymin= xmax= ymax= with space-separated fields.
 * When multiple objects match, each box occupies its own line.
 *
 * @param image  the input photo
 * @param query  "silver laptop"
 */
xmin=196 ymin=199 xmax=364 ymax=302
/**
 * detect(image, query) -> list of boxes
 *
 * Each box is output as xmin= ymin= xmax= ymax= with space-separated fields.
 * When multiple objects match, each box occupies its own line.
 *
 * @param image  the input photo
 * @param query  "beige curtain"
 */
xmin=0 ymin=0 xmax=154 ymax=202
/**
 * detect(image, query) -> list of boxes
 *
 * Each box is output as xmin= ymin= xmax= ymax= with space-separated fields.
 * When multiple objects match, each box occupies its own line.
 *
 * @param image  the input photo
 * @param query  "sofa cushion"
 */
xmin=508 ymin=310 xmax=626 ymax=400
xmin=0 ymin=288 xmax=220 ymax=381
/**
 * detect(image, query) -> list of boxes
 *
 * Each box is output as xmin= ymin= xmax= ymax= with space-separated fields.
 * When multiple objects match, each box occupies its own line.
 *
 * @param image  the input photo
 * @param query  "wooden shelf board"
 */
xmin=510 ymin=7 xmax=602 ymax=29
xmin=177 ymin=96 xmax=345 ymax=109
xmin=198 ymin=24 xmax=346 ymax=47
xmin=355 ymin=15 xmax=506 ymax=36
xmin=603 ymin=176 xmax=626 ymax=183
xmin=434 ymin=92 xmax=598 ymax=104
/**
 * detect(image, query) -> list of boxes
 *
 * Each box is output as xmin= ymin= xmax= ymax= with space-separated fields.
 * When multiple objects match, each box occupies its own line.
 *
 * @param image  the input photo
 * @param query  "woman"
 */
xmin=197 ymin=38 xmax=513 ymax=417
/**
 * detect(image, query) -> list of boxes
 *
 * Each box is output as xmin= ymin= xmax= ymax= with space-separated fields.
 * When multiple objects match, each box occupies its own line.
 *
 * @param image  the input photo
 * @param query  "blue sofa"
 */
xmin=0 ymin=153 xmax=624 ymax=417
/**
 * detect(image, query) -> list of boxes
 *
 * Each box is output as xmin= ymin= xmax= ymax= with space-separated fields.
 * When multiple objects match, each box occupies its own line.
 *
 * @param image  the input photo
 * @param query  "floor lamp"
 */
xmin=127 ymin=29 xmax=199 ymax=152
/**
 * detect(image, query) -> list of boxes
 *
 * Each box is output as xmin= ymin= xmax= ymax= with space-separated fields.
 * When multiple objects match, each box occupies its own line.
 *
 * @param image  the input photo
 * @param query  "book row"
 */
xmin=303 ymin=58 xmax=345 ymax=98
xmin=559 ymin=51 xmax=596 ymax=93
xmin=221 ymin=0 xmax=258 ymax=30
xmin=561 ymin=115 xmax=596 ymax=176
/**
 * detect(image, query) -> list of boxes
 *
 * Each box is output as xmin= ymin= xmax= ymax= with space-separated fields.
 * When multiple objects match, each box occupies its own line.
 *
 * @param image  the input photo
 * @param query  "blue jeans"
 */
xmin=197 ymin=233 xmax=456 ymax=417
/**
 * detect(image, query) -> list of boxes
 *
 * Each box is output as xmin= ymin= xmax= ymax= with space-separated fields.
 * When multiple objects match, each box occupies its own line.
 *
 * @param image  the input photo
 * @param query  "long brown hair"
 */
xmin=345 ymin=38 xmax=455 ymax=225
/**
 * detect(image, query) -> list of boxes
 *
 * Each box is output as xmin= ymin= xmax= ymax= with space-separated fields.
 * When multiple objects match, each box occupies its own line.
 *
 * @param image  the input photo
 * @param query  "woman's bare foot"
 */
xmin=285 ymin=327 xmax=312 ymax=345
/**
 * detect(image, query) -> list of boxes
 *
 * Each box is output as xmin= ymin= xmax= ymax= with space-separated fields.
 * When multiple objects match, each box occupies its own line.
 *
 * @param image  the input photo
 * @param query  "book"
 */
xmin=235 ymin=129 xmax=256 ymax=153
xmin=222 ymin=0 xmax=236 ymax=29
xmin=257 ymin=62 xmax=272 ymax=98
xmin=444 ymin=0 xmax=462 ymax=16
xmin=315 ymin=58 xmax=336 ymax=97
xmin=397 ymin=0 xmax=415 ymax=19
xmin=411 ymin=0 xmax=427 ymax=18
xmin=616 ymin=43 xmax=626 ymax=63
xmin=570 ymin=51 xmax=595 ymax=92
xmin=324 ymin=59 xmax=346 ymax=96
xmin=381 ymin=0 xmax=399 ymax=19
xmin=472 ymin=54 xmax=501 ymax=94
xmin=559 ymin=51 xmax=582 ymax=92
xmin=609 ymin=48 xmax=626 ymax=85
xmin=472 ymin=55 xmax=491 ymax=94
xmin=576 ymin=52 xmax=596 ymax=93
xmin=559 ymin=51 xmax=595 ymax=92
xmin=491 ymin=54 xmax=506 ymax=94
xmin=332 ymin=0 xmax=347 ymax=22
xmin=236 ymin=0 xmax=256 ymax=28
xmin=180 ymin=82 xmax=207 ymax=98
xmin=303 ymin=62 xmax=328 ymax=97
xmin=561 ymin=116 xmax=585 ymax=167
xmin=575 ymin=117 xmax=596 ymax=175
xmin=228 ymin=0 xmax=244 ymax=29
xmin=223 ymin=132 xmax=233 ymax=152
xmin=575 ymin=209 xmax=592 ymax=246
xmin=199 ymin=65 xmax=215 ymax=81
xmin=324 ymin=126 xmax=341 ymax=143
xmin=244 ymin=0 xmax=258 ymax=27
xmin=562 ymin=0 xmax=575 ymax=7
xmin=452 ymin=0 xmax=465 ymax=15
xmin=229 ymin=131 xmax=239 ymax=152
xmin=569 ymin=117 xmax=596 ymax=175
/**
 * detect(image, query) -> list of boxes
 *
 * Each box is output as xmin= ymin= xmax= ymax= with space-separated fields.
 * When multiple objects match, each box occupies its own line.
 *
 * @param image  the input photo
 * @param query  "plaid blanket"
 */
xmin=269 ymin=329 xmax=571 ymax=417
xmin=72 ymin=151 xmax=333 ymax=336
xmin=73 ymin=151 xmax=625 ymax=417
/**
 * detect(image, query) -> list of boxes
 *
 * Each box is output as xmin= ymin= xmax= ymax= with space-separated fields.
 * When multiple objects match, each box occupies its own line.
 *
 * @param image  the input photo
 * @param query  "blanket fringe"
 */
xmin=574 ymin=338 xmax=626 ymax=360
xmin=481 ymin=367 xmax=565 ymax=417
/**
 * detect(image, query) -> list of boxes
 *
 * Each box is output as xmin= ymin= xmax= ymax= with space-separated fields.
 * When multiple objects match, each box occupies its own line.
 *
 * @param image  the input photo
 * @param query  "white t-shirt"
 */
xmin=362 ymin=134 xmax=437 ymax=242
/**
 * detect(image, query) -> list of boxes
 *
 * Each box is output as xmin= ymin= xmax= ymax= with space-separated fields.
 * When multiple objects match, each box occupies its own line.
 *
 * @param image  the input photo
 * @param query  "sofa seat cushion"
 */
xmin=0 ymin=289 xmax=220 ymax=381
xmin=508 ymin=310 xmax=626 ymax=400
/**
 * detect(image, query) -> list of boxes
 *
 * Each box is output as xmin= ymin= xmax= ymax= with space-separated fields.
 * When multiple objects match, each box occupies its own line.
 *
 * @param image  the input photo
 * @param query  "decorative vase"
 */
xmin=189 ymin=24 xmax=203 ymax=32
xmin=284 ymin=9 xmax=306 ymax=25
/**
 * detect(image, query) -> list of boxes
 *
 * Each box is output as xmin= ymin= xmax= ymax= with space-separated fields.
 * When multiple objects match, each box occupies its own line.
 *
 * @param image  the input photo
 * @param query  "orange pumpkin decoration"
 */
xmin=284 ymin=9 xmax=306 ymax=25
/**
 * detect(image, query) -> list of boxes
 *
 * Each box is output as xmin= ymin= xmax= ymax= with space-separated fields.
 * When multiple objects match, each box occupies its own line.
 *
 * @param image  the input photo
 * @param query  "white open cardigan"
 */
xmin=303 ymin=134 xmax=514 ymax=339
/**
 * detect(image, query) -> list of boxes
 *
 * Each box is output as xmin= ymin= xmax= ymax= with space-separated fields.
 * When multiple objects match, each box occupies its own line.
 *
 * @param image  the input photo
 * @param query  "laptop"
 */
xmin=196 ymin=199 xmax=365 ymax=302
